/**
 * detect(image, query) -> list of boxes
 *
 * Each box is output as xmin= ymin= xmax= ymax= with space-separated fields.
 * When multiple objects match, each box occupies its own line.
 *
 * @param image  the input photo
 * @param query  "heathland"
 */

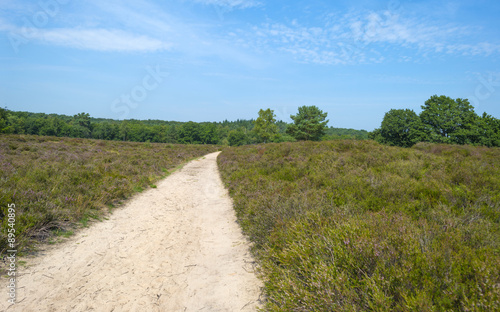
xmin=1 ymin=125 xmax=499 ymax=310
xmin=218 ymin=140 xmax=500 ymax=311
xmin=0 ymin=134 xmax=219 ymax=254
xmin=0 ymin=152 xmax=261 ymax=311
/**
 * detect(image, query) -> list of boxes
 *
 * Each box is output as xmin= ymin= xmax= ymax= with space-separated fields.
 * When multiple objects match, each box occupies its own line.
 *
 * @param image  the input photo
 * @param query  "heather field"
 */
xmin=0 ymin=134 xmax=219 ymax=255
xmin=218 ymin=140 xmax=500 ymax=311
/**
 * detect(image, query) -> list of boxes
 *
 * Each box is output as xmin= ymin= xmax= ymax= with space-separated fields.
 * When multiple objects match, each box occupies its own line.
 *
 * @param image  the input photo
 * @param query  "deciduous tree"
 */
xmin=228 ymin=128 xmax=247 ymax=146
xmin=378 ymin=109 xmax=428 ymax=147
xmin=420 ymin=95 xmax=478 ymax=144
xmin=0 ymin=107 xmax=10 ymax=133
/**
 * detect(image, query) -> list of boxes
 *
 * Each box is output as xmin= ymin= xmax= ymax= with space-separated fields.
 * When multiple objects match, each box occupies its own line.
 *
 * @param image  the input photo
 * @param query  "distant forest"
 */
xmin=0 ymin=108 xmax=368 ymax=146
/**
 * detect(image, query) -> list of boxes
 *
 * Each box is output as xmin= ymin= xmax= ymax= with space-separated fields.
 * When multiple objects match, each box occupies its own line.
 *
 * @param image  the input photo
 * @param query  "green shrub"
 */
xmin=218 ymin=140 xmax=500 ymax=311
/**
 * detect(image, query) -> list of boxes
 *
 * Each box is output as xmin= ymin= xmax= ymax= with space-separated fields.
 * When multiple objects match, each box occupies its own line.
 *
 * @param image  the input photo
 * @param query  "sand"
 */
xmin=1 ymin=152 xmax=262 ymax=311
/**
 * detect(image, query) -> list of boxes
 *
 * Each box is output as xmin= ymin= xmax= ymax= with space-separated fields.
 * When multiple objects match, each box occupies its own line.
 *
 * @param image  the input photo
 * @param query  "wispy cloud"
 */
xmin=0 ymin=0 xmax=176 ymax=53
xmin=347 ymin=12 xmax=460 ymax=46
xmin=190 ymin=0 xmax=260 ymax=9
xmin=2 ymin=0 xmax=497 ymax=64
xmin=446 ymin=43 xmax=500 ymax=56
xmin=202 ymin=72 xmax=275 ymax=81
xmin=43 ymin=28 xmax=171 ymax=52
xmin=6 ymin=26 xmax=171 ymax=52
xmin=235 ymin=9 xmax=498 ymax=65
xmin=0 ymin=0 xmax=262 ymax=65
xmin=84 ymin=0 xmax=265 ymax=66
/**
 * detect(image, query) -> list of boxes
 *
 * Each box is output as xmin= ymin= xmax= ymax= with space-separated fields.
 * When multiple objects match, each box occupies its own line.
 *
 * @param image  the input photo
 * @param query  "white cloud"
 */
xmin=347 ymin=12 xmax=469 ymax=50
xmin=190 ymin=0 xmax=260 ymax=9
xmin=446 ymin=43 xmax=500 ymax=56
xmin=0 ymin=0 xmax=177 ymax=53
xmin=1 ymin=0 xmax=263 ymax=65
xmin=8 ymin=26 xmax=171 ymax=52
xmin=2 ymin=0 xmax=497 ymax=64
xmin=43 ymin=28 xmax=171 ymax=52
xmin=236 ymin=9 xmax=498 ymax=65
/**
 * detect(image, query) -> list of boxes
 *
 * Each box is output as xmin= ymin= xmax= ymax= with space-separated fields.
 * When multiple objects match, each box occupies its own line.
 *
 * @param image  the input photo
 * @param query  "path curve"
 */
xmin=1 ymin=152 xmax=262 ymax=311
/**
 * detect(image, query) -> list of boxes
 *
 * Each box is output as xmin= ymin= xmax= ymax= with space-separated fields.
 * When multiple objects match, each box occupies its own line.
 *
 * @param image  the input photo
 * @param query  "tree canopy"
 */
xmin=371 ymin=95 xmax=500 ymax=147
xmin=0 ymin=107 xmax=9 ymax=133
xmin=286 ymin=105 xmax=329 ymax=141
xmin=420 ymin=95 xmax=478 ymax=144
xmin=228 ymin=128 xmax=248 ymax=146
xmin=6 ymin=94 xmax=496 ymax=149
xmin=378 ymin=109 xmax=427 ymax=148
xmin=0 ymin=108 xmax=346 ymax=145
xmin=252 ymin=108 xmax=279 ymax=143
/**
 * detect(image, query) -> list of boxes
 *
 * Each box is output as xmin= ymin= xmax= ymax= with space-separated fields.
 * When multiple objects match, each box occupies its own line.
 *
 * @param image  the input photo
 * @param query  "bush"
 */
xmin=218 ymin=140 xmax=500 ymax=311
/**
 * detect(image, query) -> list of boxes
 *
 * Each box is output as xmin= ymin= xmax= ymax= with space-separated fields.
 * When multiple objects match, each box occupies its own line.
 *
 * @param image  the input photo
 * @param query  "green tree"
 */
xmin=368 ymin=128 xmax=383 ymax=142
xmin=165 ymin=125 xmax=179 ymax=143
xmin=228 ymin=128 xmax=248 ymax=146
xmin=149 ymin=125 xmax=168 ymax=143
xmin=201 ymin=123 xmax=219 ymax=144
xmin=92 ymin=122 xmax=119 ymax=140
xmin=71 ymin=113 xmax=93 ymax=138
xmin=119 ymin=121 xmax=131 ymax=141
xmin=128 ymin=121 xmax=147 ymax=142
xmin=217 ymin=126 xmax=230 ymax=145
xmin=252 ymin=108 xmax=278 ymax=143
xmin=74 ymin=112 xmax=92 ymax=129
xmin=0 ymin=107 xmax=10 ymax=133
xmin=42 ymin=116 xmax=70 ymax=137
xmin=6 ymin=115 xmax=25 ymax=134
xmin=420 ymin=95 xmax=479 ymax=144
xmin=377 ymin=109 xmax=428 ymax=147
xmin=324 ymin=127 xmax=369 ymax=140
xmin=477 ymin=113 xmax=500 ymax=147
xmin=24 ymin=117 xmax=43 ymax=135
xmin=178 ymin=121 xmax=202 ymax=144
xmin=286 ymin=105 xmax=329 ymax=141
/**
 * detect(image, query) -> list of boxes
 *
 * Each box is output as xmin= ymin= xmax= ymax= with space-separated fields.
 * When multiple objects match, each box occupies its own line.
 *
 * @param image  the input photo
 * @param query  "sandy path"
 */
xmin=1 ymin=152 xmax=262 ymax=311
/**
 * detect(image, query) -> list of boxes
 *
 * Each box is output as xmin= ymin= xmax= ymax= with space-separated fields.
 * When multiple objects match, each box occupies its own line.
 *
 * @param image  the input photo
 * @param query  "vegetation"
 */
xmin=252 ymin=109 xmax=280 ymax=143
xmin=0 ymin=107 xmax=233 ymax=144
xmin=420 ymin=95 xmax=478 ymax=144
xmin=323 ymin=127 xmax=369 ymax=141
xmin=286 ymin=105 xmax=329 ymax=141
xmin=2 ymin=94 xmax=499 ymax=308
xmin=371 ymin=95 xmax=500 ymax=147
xmin=0 ymin=107 xmax=368 ymax=146
xmin=218 ymin=140 xmax=500 ymax=311
xmin=0 ymin=134 xmax=219 ymax=257
xmin=375 ymin=109 xmax=427 ymax=148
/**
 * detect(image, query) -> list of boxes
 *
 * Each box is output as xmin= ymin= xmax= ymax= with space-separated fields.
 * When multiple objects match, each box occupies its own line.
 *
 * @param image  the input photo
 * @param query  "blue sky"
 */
xmin=1 ymin=0 xmax=499 ymax=131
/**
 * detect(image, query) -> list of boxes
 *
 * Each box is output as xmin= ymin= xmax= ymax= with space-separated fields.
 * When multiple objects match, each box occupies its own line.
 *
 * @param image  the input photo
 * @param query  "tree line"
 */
xmin=370 ymin=95 xmax=500 ymax=147
xmin=0 ymin=107 xmax=367 ymax=146
xmin=5 ymin=95 xmax=494 ymax=148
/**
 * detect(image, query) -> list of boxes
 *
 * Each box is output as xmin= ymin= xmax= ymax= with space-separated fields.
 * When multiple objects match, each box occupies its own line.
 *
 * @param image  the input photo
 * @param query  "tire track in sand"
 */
xmin=1 ymin=152 xmax=262 ymax=311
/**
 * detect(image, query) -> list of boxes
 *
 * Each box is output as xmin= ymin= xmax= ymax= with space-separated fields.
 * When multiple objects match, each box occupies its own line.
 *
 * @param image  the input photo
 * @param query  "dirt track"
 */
xmin=1 ymin=152 xmax=262 ymax=311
